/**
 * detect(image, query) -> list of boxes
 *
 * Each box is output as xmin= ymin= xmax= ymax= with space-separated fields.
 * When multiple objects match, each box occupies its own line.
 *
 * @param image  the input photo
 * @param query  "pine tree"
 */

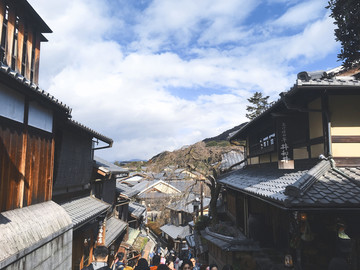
xmin=246 ymin=91 xmax=271 ymax=120
xmin=327 ymin=0 xmax=360 ymax=68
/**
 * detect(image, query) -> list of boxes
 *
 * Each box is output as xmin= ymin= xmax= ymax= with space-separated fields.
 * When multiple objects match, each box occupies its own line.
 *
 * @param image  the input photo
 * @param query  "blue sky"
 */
xmin=28 ymin=0 xmax=340 ymax=161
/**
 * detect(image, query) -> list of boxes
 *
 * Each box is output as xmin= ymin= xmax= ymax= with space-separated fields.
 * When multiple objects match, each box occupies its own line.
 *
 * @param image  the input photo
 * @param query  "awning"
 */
xmin=160 ymin=224 xmax=191 ymax=240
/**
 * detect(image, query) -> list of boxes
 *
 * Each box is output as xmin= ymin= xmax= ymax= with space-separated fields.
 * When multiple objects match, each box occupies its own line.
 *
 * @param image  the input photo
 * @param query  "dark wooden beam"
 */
xmin=332 ymin=136 xmax=360 ymax=143
xmin=334 ymin=157 xmax=360 ymax=167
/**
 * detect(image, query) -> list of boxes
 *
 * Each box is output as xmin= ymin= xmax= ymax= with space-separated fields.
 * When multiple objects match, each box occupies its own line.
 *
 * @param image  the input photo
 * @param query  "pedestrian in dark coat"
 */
xmin=81 ymin=246 xmax=111 ymax=270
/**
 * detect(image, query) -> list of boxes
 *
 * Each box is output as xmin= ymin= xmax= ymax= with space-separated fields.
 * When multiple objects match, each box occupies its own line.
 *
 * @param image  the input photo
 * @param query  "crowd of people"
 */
xmin=81 ymin=246 xmax=234 ymax=270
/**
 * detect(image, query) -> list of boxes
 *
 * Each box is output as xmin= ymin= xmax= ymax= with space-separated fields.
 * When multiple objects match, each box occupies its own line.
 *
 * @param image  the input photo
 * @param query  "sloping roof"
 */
xmin=19 ymin=0 xmax=52 ymax=33
xmin=167 ymin=193 xmax=211 ymax=214
xmin=60 ymin=196 xmax=110 ymax=229
xmin=0 ymin=201 xmax=72 ymax=269
xmin=116 ymin=182 xmax=140 ymax=198
xmin=160 ymin=224 xmax=191 ymax=240
xmin=220 ymin=160 xmax=360 ymax=209
xmin=105 ymin=216 xmax=127 ymax=247
xmin=121 ymin=175 xmax=145 ymax=186
xmin=0 ymin=62 xmax=71 ymax=114
xmin=94 ymin=156 xmax=128 ymax=174
xmin=200 ymin=228 xmax=259 ymax=252
xmin=167 ymin=180 xmax=200 ymax=193
xmin=136 ymin=180 xmax=181 ymax=195
xmin=219 ymin=151 xmax=245 ymax=171
xmin=69 ymin=120 xmax=113 ymax=145
xmin=129 ymin=202 xmax=146 ymax=219
xmin=230 ymin=67 xmax=360 ymax=141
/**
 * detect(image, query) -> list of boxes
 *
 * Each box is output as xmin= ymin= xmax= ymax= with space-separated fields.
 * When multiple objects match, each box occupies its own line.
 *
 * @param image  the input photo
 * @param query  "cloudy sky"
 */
xmin=28 ymin=0 xmax=340 ymax=161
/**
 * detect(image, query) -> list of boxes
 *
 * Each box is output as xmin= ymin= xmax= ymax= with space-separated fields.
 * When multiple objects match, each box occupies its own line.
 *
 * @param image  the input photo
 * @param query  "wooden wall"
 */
xmin=0 ymin=1 xmax=41 ymax=83
xmin=52 ymin=124 xmax=93 ymax=202
xmin=0 ymin=117 xmax=54 ymax=212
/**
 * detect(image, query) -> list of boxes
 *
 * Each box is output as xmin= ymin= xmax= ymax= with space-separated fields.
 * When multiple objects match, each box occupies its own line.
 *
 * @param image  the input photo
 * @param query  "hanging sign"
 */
xmin=277 ymin=119 xmax=294 ymax=169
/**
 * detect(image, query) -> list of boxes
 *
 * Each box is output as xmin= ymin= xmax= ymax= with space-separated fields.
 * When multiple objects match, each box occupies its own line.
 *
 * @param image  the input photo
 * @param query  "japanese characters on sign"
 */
xmin=280 ymin=122 xmax=290 ymax=162
xmin=277 ymin=119 xmax=294 ymax=169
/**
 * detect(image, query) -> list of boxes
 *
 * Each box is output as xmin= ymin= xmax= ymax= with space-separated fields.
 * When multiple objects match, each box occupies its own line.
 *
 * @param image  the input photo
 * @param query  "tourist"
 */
xmin=189 ymin=257 xmax=199 ymax=270
xmin=150 ymin=255 xmax=161 ymax=270
xmin=208 ymin=264 xmax=218 ymax=270
xmin=112 ymin=252 xmax=125 ymax=270
xmin=81 ymin=246 xmax=111 ymax=270
xmin=180 ymin=259 xmax=193 ymax=270
xmin=134 ymin=258 xmax=150 ymax=270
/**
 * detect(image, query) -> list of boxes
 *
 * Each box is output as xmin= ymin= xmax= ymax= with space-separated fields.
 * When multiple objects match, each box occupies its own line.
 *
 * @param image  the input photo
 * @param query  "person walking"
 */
xmin=81 ymin=246 xmax=111 ymax=270
xmin=112 ymin=252 xmax=125 ymax=270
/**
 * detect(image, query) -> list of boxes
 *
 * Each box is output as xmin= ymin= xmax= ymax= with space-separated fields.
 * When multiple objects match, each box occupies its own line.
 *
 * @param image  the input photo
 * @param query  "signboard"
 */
xmin=277 ymin=119 xmax=294 ymax=169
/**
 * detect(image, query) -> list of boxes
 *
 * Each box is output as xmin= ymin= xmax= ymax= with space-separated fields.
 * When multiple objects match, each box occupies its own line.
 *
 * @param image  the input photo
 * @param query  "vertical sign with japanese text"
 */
xmin=277 ymin=119 xmax=294 ymax=169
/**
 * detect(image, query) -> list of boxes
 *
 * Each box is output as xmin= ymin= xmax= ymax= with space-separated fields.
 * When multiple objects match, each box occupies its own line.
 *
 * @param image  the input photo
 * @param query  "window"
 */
xmin=11 ymin=15 xmax=19 ymax=70
xmin=0 ymin=4 xmax=9 ymax=62
xmin=30 ymin=31 xmax=36 ymax=82
xmin=21 ymin=28 xmax=27 ymax=76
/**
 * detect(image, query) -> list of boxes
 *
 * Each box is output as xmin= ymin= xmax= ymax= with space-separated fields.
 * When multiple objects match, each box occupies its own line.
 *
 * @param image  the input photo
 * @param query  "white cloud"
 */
xmin=28 ymin=0 xmax=339 ymax=161
xmin=273 ymin=0 xmax=327 ymax=28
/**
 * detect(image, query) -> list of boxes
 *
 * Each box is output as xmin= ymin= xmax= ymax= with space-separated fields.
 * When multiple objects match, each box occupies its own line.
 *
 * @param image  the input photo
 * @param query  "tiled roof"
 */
xmin=167 ymin=193 xmax=211 ymax=214
xmin=0 ymin=201 xmax=72 ymax=269
xmin=129 ymin=202 xmax=146 ymax=219
xmin=200 ymin=228 xmax=259 ymax=252
xmin=0 ymin=62 xmax=71 ymax=114
xmin=69 ymin=120 xmax=113 ymax=145
xmin=167 ymin=180 xmax=200 ymax=193
xmin=116 ymin=183 xmax=140 ymax=198
xmin=220 ymin=160 xmax=360 ymax=209
xmin=60 ymin=196 xmax=110 ymax=229
xmin=105 ymin=216 xmax=127 ymax=247
xmin=219 ymin=151 xmax=245 ymax=171
xmin=95 ymin=156 xmax=128 ymax=174
xmin=160 ymin=224 xmax=191 ymax=240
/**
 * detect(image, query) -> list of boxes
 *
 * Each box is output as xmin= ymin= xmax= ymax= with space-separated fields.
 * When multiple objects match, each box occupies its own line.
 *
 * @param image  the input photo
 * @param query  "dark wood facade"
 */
xmin=0 ymin=0 xmax=51 ymax=84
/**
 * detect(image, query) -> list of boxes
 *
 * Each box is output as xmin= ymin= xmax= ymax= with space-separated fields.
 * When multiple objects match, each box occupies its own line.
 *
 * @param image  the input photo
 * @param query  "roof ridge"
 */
xmin=284 ymin=160 xmax=330 ymax=197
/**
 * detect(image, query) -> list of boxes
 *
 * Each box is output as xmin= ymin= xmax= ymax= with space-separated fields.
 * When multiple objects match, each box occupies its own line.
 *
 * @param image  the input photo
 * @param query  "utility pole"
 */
xmin=200 ymin=179 xmax=203 ymax=217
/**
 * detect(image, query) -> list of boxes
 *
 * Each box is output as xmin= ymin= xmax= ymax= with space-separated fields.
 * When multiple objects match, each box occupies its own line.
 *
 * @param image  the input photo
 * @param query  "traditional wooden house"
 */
xmin=50 ymin=116 xmax=119 ymax=270
xmin=217 ymin=67 xmax=360 ymax=269
xmin=0 ymin=1 xmax=125 ymax=269
xmin=0 ymin=1 xmax=74 ymax=269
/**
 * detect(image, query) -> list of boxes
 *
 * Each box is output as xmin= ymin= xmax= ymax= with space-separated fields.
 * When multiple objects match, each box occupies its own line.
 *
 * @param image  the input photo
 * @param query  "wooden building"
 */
xmin=217 ymin=67 xmax=360 ymax=269
xmin=0 ymin=1 xmax=73 ymax=269
xmin=0 ymin=2 xmax=123 ymax=269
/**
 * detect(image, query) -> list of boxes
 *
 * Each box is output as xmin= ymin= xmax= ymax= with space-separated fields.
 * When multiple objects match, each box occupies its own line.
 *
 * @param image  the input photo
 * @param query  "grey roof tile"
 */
xmin=221 ymin=160 xmax=360 ymax=208
xmin=94 ymin=156 xmax=128 ymax=174
xmin=129 ymin=202 xmax=146 ymax=219
xmin=105 ymin=216 xmax=127 ymax=247
xmin=60 ymin=196 xmax=110 ymax=229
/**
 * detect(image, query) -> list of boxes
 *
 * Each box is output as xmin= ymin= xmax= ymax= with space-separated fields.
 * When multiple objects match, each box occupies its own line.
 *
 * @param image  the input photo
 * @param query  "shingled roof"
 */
xmin=60 ymin=196 xmax=110 ymax=229
xmin=104 ymin=216 xmax=127 ymax=247
xmin=219 ymin=159 xmax=360 ymax=209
